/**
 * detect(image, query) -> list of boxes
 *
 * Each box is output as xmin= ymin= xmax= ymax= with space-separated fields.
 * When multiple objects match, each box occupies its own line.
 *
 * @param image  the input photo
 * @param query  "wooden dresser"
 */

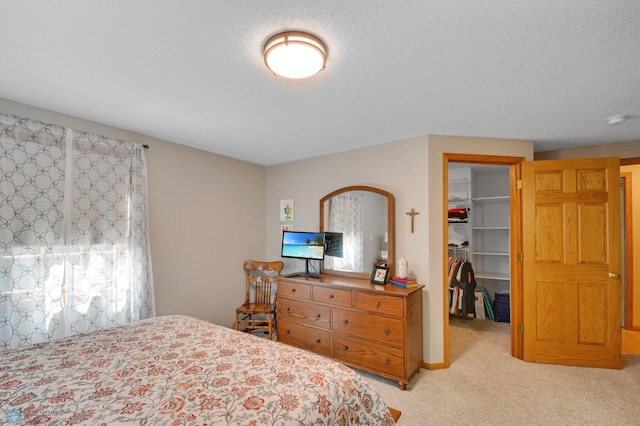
xmin=277 ymin=274 xmax=423 ymax=389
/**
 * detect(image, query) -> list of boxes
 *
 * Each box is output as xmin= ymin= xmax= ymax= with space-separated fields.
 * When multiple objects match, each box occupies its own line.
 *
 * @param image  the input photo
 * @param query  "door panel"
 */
xmin=523 ymin=157 xmax=621 ymax=369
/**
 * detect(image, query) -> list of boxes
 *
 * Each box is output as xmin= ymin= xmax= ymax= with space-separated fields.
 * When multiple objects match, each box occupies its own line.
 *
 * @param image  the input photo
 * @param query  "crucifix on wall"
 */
xmin=406 ymin=208 xmax=420 ymax=233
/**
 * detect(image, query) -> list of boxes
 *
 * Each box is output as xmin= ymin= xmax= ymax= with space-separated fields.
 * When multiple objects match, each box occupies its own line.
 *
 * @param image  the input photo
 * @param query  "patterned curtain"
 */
xmin=0 ymin=114 xmax=154 ymax=351
xmin=324 ymin=192 xmax=364 ymax=272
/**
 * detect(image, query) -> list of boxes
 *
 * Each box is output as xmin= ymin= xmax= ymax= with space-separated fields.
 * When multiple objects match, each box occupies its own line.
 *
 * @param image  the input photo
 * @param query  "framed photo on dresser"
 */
xmin=370 ymin=263 xmax=389 ymax=284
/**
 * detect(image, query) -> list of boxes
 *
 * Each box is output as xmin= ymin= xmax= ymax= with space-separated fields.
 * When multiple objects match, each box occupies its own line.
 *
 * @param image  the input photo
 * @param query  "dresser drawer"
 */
xmin=354 ymin=292 xmax=404 ymax=317
xmin=332 ymin=334 xmax=404 ymax=378
xmin=332 ymin=308 xmax=403 ymax=346
xmin=278 ymin=298 xmax=331 ymax=329
xmin=278 ymin=319 xmax=331 ymax=356
xmin=312 ymin=286 xmax=352 ymax=307
xmin=278 ymin=281 xmax=311 ymax=300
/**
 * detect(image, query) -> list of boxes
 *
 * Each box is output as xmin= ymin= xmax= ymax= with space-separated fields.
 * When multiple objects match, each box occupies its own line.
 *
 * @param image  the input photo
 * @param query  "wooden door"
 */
xmin=522 ymin=157 xmax=621 ymax=368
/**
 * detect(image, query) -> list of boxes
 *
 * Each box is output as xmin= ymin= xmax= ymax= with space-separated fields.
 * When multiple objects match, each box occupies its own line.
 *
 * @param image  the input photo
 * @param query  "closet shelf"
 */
xmin=472 ymin=196 xmax=509 ymax=202
xmin=448 ymin=197 xmax=468 ymax=203
xmin=449 ymin=178 xmax=471 ymax=185
xmin=472 ymin=251 xmax=509 ymax=256
xmin=472 ymin=226 xmax=509 ymax=230
xmin=475 ymin=272 xmax=510 ymax=280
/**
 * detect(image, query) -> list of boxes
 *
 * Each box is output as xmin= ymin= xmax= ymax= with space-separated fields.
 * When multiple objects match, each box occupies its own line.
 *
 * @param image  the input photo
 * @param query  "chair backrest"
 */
xmin=243 ymin=260 xmax=284 ymax=305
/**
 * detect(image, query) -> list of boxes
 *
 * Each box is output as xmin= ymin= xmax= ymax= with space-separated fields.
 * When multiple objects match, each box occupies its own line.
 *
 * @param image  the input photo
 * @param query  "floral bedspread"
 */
xmin=0 ymin=315 xmax=395 ymax=425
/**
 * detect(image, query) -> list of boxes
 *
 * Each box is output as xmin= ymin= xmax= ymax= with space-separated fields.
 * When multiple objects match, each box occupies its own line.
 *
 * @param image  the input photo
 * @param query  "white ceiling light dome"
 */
xmin=264 ymin=31 xmax=327 ymax=79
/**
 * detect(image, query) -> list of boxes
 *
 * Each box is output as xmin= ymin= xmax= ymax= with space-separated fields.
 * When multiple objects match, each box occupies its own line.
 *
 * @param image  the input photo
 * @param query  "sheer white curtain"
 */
xmin=0 ymin=114 xmax=154 ymax=350
xmin=324 ymin=192 xmax=364 ymax=272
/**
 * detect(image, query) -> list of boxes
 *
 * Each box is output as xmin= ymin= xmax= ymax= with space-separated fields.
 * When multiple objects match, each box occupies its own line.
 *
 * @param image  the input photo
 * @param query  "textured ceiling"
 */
xmin=1 ymin=1 xmax=638 ymax=166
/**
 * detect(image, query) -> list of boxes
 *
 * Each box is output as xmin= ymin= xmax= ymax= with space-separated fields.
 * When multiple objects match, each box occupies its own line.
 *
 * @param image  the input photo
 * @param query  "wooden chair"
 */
xmin=234 ymin=260 xmax=284 ymax=339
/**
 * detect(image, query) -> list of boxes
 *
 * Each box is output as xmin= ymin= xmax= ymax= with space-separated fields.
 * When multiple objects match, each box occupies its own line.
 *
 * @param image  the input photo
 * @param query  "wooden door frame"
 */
xmin=620 ymin=156 xmax=640 ymax=330
xmin=443 ymin=153 xmax=525 ymax=367
xmin=620 ymin=172 xmax=633 ymax=329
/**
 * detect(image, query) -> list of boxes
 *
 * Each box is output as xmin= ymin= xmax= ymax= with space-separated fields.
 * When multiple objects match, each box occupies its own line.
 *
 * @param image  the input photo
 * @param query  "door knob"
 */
xmin=608 ymin=272 xmax=620 ymax=279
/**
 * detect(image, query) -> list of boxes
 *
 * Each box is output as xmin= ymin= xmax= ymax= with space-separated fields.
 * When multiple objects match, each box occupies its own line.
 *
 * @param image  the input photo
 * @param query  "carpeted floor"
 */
xmin=360 ymin=318 xmax=640 ymax=425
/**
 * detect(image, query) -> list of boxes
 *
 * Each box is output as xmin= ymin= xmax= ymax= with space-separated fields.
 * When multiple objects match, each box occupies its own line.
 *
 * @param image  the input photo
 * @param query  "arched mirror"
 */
xmin=320 ymin=186 xmax=394 ymax=280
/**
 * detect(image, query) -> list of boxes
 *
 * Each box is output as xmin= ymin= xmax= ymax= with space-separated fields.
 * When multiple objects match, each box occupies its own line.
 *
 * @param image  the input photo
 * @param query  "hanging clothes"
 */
xmin=447 ymin=255 xmax=478 ymax=318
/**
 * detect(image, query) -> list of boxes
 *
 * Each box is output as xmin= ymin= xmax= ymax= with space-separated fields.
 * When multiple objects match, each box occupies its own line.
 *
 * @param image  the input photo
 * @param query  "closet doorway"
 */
xmin=443 ymin=153 xmax=524 ymax=367
xmin=448 ymin=163 xmax=511 ymax=316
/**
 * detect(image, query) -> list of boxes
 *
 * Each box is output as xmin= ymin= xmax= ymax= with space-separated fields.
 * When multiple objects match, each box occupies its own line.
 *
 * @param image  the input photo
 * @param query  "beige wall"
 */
xmin=145 ymin=139 xmax=266 ymax=327
xmin=267 ymin=135 xmax=533 ymax=364
xmin=535 ymin=140 xmax=640 ymax=160
xmin=0 ymin=98 xmax=267 ymax=327
xmin=266 ymin=136 xmax=429 ymax=272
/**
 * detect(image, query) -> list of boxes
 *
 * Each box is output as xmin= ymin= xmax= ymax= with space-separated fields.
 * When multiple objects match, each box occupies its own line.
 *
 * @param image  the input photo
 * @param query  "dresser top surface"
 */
xmin=279 ymin=274 xmax=424 ymax=295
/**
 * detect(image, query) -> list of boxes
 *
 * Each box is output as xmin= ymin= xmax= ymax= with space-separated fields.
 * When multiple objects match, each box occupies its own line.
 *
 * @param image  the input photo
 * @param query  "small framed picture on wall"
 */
xmin=280 ymin=199 xmax=294 ymax=223
xmin=370 ymin=264 xmax=389 ymax=284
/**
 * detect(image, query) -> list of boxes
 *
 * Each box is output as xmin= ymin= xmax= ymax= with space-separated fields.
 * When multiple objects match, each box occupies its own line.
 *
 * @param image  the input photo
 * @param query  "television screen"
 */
xmin=281 ymin=231 xmax=325 ymax=260
xmin=324 ymin=232 xmax=343 ymax=258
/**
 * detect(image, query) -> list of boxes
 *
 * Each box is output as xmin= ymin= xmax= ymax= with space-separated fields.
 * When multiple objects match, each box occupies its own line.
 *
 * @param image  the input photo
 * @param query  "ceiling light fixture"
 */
xmin=264 ymin=31 xmax=326 ymax=79
xmin=606 ymin=115 xmax=628 ymax=125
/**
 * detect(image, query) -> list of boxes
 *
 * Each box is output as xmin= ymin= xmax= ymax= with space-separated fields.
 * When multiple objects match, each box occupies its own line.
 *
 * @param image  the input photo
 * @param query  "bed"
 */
xmin=0 ymin=315 xmax=396 ymax=425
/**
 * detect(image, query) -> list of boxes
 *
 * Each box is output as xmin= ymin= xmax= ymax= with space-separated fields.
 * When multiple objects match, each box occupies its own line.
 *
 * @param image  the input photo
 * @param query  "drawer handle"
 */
xmin=374 ymin=302 xmax=380 ymax=308
xmin=329 ymin=294 xmax=334 ymax=299
xmin=315 ymin=339 xmax=321 ymax=344
xmin=286 ymin=307 xmax=290 ymax=312
xmin=286 ymin=330 xmax=290 ymax=334
xmin=316 ymin=314 xmax=321 ymax=320
xmin=384 ymin=328 xmax=389 ymax=336
xmin=291 ymin=288 xmax=296 ymax=293
xmin=342 ymin=345 xmax=348 ymax=352
xmin=384 ymin=358 xmax=390 ymax=365
xmin=342 ymin=319 xmax=348 ymax=326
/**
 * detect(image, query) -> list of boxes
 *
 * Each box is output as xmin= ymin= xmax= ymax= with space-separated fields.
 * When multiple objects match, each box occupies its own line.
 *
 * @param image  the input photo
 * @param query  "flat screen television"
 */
xmin=324 ymin=232 xmax=343 ymax=258
xmin=281 ymin=231 xmax=325 ymax=278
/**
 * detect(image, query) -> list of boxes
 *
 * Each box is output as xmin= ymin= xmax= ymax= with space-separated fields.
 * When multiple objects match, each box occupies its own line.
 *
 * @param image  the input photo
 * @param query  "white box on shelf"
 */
xmin=474 ymin=291 xmax=486 ymax=319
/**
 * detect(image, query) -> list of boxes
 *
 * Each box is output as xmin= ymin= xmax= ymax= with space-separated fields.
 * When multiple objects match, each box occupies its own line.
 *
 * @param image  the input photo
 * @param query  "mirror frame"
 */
xmin=320 ymin=185 xmax=394 ymax=280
